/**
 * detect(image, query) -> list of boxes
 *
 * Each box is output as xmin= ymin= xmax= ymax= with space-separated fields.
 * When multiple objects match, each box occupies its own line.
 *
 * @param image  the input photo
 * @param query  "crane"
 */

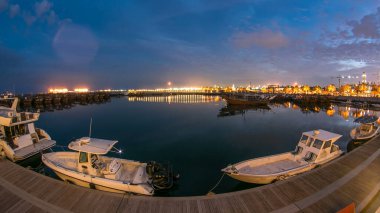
xmin=331 ymin=74 xmax=360 ymax=88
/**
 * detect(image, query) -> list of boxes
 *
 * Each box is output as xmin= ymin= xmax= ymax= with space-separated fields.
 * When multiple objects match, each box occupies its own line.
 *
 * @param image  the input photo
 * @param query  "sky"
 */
xmin=1 ymin=0 xmax=380 ymax=92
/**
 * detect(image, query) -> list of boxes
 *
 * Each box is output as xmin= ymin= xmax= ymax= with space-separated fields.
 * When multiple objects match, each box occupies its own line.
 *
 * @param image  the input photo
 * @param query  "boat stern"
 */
xmin=13 ymin=139 xmax=56 ymax=162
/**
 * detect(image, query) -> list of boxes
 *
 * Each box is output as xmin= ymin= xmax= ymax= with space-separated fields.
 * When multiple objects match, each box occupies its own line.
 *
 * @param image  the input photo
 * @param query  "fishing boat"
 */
xmin=223 ymin=93 xmax=276 ymax=106
xmin=350 ymin=115 xmax=379 ymax=141
xmin=222 ymin=129 xmax=343 ymax=184
xmin=0 ymin=97 xmax=56 ymax=162
xmin=218 ymin=105 xmax=271 ymax=117
xmin=42 ymin=137 xmax=174 ymax=195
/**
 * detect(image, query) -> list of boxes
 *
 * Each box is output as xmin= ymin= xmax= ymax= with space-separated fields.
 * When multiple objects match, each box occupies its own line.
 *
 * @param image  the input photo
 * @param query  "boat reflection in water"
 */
xmin=127 ymin=95 xmax=380 ymax=121
xmin=218 ymin=104 xmax=271 ymax=117
xmin=274 ymin=101 xmax=380 ymax=121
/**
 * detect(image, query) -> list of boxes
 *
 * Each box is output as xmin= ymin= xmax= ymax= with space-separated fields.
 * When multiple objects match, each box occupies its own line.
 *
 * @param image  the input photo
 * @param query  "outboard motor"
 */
xmin=146 ymin=161 xmax=177 ymax=190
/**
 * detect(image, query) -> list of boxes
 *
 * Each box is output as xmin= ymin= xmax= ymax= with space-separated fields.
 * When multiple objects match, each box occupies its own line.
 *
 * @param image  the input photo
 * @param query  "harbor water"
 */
xmin=32 ymin=95 xmax=368 ymax=196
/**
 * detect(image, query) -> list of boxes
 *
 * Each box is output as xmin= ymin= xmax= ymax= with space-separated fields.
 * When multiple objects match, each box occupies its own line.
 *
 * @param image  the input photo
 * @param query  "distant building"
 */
xmin=267 ymin=84 xmax=280 ymax=93
xmin=362 ymin=72 xmax=367 ymax=84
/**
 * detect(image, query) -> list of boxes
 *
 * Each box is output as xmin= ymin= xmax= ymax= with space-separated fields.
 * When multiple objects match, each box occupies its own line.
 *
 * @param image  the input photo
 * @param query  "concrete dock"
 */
xmin=0 ymin=136 xmax=380 ymax=212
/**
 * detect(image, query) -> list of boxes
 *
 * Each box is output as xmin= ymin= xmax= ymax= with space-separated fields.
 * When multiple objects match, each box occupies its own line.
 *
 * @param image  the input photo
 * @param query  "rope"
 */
xmin=207 ymin=173 xmax=226 ymax=194
xmin=54 ymin=145 xmax=68 ymax=151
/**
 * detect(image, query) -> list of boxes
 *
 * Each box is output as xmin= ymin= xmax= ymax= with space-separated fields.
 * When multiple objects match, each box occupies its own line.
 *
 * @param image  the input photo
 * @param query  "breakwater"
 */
xmin=15 ymin=92 xmax=112 ymax=112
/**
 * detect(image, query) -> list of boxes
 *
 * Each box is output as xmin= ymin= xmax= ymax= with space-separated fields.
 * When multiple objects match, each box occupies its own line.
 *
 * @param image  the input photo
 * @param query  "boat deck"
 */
xmin=239 ymin=159 xmax=302 ymax=175
xmin=0 ymin=135 xmax=380 ymax=212
xmin=14 ymin=140 xmax=56 ymax=161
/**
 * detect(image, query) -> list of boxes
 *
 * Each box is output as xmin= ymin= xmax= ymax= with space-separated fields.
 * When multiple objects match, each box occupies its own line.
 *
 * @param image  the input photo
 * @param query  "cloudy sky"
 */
xmin=1 ymin=0 xmax=380 ymax=92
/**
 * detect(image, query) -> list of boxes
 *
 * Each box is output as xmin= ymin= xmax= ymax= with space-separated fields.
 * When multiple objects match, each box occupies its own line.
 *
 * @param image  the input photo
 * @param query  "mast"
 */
xmin=89 ymin=118 xmax=92 ymax=138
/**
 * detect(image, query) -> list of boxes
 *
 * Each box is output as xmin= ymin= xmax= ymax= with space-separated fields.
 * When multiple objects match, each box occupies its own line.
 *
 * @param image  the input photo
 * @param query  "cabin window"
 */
xmin=323 ymin=140 xmax=332 ymax=149
xmin=312 ymin=139 xmax=324 ymax=149
xmin=79 ymin=152 xmax=88 ymax=163
xmin=306 ymin=138 xmax=314 ymax=147
xmin=300 ymin=135 xmax=308 ymax=143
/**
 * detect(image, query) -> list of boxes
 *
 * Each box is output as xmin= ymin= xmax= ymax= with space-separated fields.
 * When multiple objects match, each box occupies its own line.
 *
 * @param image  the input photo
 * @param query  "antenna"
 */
xmin=89 ymin=118 xmax=93 ymax=138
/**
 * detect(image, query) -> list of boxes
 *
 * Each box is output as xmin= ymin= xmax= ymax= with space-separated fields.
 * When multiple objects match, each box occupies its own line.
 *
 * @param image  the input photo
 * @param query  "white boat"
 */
xmin=350 ymin=115 xmax=380 ymax=141
xmin=42 ymin=137 xmax=174 ymax=195
xmin=0 ymin=97 xmax=56 ymax=162
xmin=222 ymin=129 xmax=343 ymax=184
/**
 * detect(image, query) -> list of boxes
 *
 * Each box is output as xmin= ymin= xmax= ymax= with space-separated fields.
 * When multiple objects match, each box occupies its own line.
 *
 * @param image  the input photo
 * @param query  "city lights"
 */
xmin=74 ymin=88 xmax=89 ymax=93
xmin=48 ymin=88 xmax=69 ymax=93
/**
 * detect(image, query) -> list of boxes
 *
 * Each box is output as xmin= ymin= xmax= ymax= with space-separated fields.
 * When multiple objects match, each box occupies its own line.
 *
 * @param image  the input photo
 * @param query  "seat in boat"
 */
xmin=292 ymin=146 xmax=303 ymax=155
xmin=303 ymin=152 xmax=317 ymax=162
xmin=91 ymin=154 xmax=106 ymax=171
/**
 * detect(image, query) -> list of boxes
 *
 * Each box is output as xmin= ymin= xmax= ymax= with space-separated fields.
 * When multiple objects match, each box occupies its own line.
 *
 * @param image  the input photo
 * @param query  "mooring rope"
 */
xmin=207 ymin=172 xmax=226 ymax=194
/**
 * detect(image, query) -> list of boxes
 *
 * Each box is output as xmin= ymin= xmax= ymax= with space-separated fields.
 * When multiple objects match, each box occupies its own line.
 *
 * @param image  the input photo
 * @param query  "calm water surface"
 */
xmin=34 ymin=95 xmax=365 ymax=196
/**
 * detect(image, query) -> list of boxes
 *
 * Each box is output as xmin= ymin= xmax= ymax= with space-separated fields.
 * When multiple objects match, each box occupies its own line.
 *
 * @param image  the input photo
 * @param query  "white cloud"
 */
xmin=333 ymin=59 xmax=367 ymax=71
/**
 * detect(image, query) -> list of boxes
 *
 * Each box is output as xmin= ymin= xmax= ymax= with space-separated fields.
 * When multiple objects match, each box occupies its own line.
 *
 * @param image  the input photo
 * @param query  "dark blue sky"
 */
xmin=1 ymin=0 xmax=380 ymax=92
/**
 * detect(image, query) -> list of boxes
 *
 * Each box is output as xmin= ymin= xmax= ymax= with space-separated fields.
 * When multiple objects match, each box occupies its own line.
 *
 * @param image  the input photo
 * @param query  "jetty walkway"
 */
xmin=1 ymin=137 xmax=380 ymax=212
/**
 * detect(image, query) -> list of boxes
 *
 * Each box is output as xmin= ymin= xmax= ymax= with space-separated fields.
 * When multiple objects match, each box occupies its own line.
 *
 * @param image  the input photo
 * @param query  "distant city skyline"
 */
xmin=1 ymin=0 xmax=380 ymax=92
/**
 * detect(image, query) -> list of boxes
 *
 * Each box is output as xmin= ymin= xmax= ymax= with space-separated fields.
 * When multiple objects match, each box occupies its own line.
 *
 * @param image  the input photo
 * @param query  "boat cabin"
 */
xmin=293 ymin=129 xmax=342 ymax=164
xmin=0 ymin=98 xmax=47 ymax=150
xmin=68 ymin=137 xmax=122 ymax=178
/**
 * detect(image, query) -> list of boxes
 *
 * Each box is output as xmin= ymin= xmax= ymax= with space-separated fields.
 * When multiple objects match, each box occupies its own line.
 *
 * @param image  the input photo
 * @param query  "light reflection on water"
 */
xmin=32 ymin=95 xmax=378 ymax=196
xmin=128 ymin=95 xmax=221 ymax=104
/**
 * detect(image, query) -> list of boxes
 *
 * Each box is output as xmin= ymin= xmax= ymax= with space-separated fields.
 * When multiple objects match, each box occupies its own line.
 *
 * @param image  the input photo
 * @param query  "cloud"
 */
xmin=23 ymin=12 xmax=37 ymax=26
xmin=347 ymin=7 xmax=380 ymax=39
xmin=47 ymin=10 xmax=57 ymax=24
xmin=0 ymin=0 xmax=8 ymax=11
xmin=232 ymin=29 xmax=289 ymax=49
xmin=332 ymin=59 xmax=367 ymax=71
xmin=35 ymin=0 xmax=52 ymax=17
xmin=9 ymin=4 xmax=20 ymax=18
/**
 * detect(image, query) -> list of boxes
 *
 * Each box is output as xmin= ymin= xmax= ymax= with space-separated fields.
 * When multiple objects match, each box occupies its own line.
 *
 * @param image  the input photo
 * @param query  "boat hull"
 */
xmin=42 ymin=153 xmax=154 ymax=195
xmin=224 ymin=164 xmax=315 ymax=184
xmin=223 ymin=151 xmax=343 ymax=184
xmin=350 ymin=128 xmax=379 ymax=141
xmin=54 ymin=170 xmax=127 ymax=194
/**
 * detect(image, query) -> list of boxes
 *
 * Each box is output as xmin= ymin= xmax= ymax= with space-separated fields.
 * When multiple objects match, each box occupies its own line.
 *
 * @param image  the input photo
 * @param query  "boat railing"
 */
xmin=11 ymin=112 xmax=39 ymax=124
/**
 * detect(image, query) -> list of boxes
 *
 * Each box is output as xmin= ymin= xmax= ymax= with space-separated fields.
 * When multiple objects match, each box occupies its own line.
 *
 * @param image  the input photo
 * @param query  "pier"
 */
xmin=0 ymin=135 xmax=379 ymax=212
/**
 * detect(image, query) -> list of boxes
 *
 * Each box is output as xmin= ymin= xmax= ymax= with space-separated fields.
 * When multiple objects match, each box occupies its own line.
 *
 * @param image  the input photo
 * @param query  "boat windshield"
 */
xmin=312 ymin=139 xmax=324 ymax=149
xmin=323 ymin=140 xmax=332 ymax=149
xmin=306 ymin=137 xmax=314 ymax=147
xmin=79 ymin=152 xmax=88 ymax=163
